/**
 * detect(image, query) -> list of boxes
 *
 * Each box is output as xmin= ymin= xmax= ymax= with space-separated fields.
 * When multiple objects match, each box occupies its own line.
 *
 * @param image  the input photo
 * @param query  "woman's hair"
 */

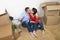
xmin=32 ymin=8 xmax=37 ymax=15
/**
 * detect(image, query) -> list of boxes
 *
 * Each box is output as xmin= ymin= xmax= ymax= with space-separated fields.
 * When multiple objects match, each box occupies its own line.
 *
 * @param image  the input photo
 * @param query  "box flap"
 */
xmin=46 ymin=5 xmax=60 ymax=11
xmin=0 ymin=13 xmax=11 ymax=26
xmin=40 ymin=2 xmax=59 ymax=8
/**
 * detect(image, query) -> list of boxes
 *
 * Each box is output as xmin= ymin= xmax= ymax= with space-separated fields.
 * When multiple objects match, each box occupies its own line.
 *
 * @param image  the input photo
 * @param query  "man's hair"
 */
xmin=25 ymin=7 xmax=29 ymax=12
xmin=32 ymin=8 xmax=37 ymax=15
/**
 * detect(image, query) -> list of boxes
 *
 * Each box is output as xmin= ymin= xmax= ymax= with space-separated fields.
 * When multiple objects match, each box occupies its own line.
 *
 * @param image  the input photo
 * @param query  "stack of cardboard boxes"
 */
xmin=41 ymin=2 xmax=60 ymax=26
xmin=0 ymin=13 xmax=13 ymax=40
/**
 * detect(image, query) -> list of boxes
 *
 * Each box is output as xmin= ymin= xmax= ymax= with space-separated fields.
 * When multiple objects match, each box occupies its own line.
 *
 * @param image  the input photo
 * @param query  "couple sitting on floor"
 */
xmin=19 ymin=7 xmax=45 ymax=37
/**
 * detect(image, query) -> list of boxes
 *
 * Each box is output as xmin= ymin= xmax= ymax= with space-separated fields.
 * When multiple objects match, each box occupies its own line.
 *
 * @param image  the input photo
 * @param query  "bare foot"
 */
xmin=33 ymin=31 xmax=37 ymax=37
xmin=18 ymin=29 xmax=22 ymax=34
xmin=30 ymin=32 xmax=35 ymax=38
xmin=42 ymin=30 xmax=45 ymax=37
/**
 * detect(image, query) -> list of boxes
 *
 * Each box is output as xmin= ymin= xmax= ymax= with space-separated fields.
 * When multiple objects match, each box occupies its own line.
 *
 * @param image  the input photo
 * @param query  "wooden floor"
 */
xmin=45 ymin=23 xmax=60 ymax=40
xmin=16 ymin=23 xmax=60 ymax=40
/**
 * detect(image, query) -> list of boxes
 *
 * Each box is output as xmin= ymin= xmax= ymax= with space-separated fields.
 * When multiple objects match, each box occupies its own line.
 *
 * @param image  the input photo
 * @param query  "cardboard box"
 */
xmin=46 ymin=5 xmax=60 ymax=10
xmin=41 ymin=2 xmax=60 ymax=16
xmin=41 ymin=2 xmax=60 ymax=25
xmin=0 ymin=24 xmax=13 ymax=40
xmin=0 ymin=13 xmax=11 ymax=26
xmin=45 ymin=10 xmax=59 ymax=16
xmin=41 ymin=2 xmax=59 ymax=8
xmin=0 ymin=13 xmax=13 ymax=40
xmin=59 ymin=11 xmax=60 ymax=16
xmin=44 ymin=16 xmax=60 ymax=25
xmin=12 ymin=30 xmax=20 ymax=40
xmin=43 ymin=5 xmax=60 ymax=16
xmin=59 ymin=16 xmax=60 ymax=23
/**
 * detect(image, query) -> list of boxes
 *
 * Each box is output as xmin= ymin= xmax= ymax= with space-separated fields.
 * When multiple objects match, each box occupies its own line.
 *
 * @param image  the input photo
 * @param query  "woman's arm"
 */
xmin=34 ymin=13 xmax=39 ymax=24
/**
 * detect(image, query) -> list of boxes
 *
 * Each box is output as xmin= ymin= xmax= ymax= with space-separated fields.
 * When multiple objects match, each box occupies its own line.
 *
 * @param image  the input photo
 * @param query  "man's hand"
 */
xmin=30 ymin=21 xmax=35 ymax=23
xmin=18 ymin=19 xmax=20 ymax=21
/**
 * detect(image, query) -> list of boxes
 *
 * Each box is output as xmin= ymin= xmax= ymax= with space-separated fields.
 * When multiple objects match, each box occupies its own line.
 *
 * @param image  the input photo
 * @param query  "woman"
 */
xmin=29 ymin=8 xmax=45 ymax=37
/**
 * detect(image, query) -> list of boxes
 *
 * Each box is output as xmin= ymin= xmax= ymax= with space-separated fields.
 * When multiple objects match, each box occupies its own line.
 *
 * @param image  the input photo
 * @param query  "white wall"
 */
xmin=0 ymin=0 xmax=60 ymax=19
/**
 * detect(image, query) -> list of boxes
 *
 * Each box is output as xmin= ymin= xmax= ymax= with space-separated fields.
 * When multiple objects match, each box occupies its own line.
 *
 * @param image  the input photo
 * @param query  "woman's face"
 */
xmin=31 ymin=10 xmax=34 ymax=14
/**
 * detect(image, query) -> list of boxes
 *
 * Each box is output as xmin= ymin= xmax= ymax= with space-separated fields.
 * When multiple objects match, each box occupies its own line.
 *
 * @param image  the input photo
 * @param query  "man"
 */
xmin=19 ymin=7 xmax=36 ymax=37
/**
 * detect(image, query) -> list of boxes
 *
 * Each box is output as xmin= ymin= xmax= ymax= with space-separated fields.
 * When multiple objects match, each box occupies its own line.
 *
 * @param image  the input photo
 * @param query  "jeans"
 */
xmin=30 ymin=23 xmax=38 ymax=31
xmin=38 ymin=20 xmax=44 ymax=30
xmin=22 ymin=21 xmax=33 ymax=32
xmin=31 ymin=20 xmax=44 ymax=31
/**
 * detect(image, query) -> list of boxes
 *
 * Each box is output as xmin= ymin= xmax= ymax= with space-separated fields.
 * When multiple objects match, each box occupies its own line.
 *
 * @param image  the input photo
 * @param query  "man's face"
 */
xmin=27 ymin=9 xmax=31 ymax=14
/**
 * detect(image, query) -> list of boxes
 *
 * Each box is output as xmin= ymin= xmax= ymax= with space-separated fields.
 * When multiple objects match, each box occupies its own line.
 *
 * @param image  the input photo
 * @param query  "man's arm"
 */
xmin=18 ymin=13 xmax=24 ymax=21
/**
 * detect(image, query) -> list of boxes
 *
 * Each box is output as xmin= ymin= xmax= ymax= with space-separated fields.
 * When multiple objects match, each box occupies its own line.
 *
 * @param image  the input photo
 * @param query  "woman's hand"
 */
xmin=30 ymin=21 xmax=35 ymax=23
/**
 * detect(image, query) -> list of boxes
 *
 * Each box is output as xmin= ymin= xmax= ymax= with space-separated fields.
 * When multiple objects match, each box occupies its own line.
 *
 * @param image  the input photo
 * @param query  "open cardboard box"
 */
xmin=0 ymin=13 xmax=11 ymax=26
xmin=43 ymin=5 xmax=60 ymax=16
xmin=46 ymin=5 xmax=60 ymax=10
xmin=41 ymin=2 xmax=60 ymax=25
xmin=0 ymin=13 xmax=13 ymax=40
xmin=40 ymin=2 xmax=59 ymax=8
xmin=0 ymin=24 xmax=13 ymax=40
